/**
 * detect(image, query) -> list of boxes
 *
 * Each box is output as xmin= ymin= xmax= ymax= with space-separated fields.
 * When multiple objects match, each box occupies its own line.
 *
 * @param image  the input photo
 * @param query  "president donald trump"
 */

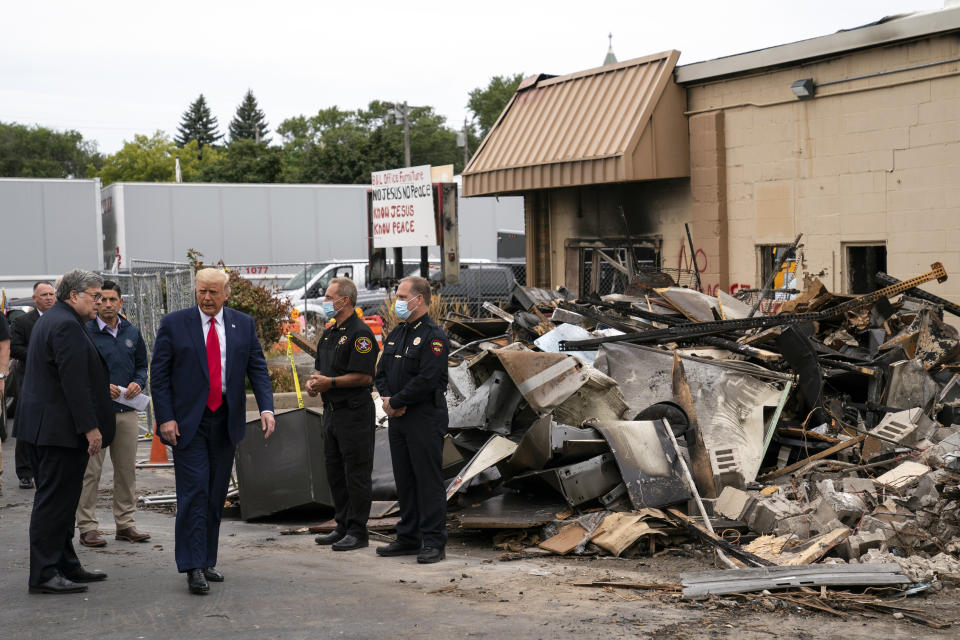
xmin=151 ymin=268 xmax=275 ymax=594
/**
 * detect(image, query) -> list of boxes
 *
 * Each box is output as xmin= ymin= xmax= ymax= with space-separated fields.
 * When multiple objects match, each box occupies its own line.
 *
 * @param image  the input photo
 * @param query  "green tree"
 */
xmin=0 ymin=121 xmax=101 ymax=178
xmin=200 ymin=138 xmax=283 ymax=183
xmin=175 ymin=94 xmax=223 ymax=151
xmin=467 ymin=73 xmax=523 ymax=140
xmin=96 ymin=131 xmax=222 ymax=186
xmin=277 ymin=101 xmax=467 ymax=184
xmin=228 ymin=89 xmax=270 ymax=144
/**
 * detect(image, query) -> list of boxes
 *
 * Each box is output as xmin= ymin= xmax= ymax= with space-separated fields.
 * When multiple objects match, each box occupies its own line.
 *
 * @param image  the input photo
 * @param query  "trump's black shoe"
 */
xmin=19 ymin=477 xmax=34 ymax=489
xmin=203 ymin=567 xmax=224 ymax=582
xmin=63 ymin=568 xmax=108 ymax=583
xmin=187 ymin=569 xmax=209 ymax=594
xmin=417 ymin=546 xmax=446 ymax=564
xmin=332 ymin=534 xmax=368 ymax=551
xmin=28 ymin=574 xmax=88 ymax=594
xmin=315 ymin=531 xmax=345 ymax=545
xmin=376 ymin=541 xmax=420 ymax=557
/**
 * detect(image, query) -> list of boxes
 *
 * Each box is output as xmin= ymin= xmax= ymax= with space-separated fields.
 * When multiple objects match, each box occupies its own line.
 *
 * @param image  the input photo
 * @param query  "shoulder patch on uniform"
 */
xmin=337 ymin=335 xmax=348 ymax=345
xmin=430 ymin=339 xmax=444 ymax=355
xmin=355 ymin=336 xmax=373 ymax=354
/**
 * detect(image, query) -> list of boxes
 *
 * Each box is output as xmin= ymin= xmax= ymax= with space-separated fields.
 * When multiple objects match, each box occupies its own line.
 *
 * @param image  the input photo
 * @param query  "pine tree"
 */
xmin=228 ymin=89 xmax=270 ymax=144
xmin=175 ymin=94 xmax=223 ymax=150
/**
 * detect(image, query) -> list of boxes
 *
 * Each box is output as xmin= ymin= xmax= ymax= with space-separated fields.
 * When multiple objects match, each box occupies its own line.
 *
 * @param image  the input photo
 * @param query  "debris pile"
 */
xmin=434 ymin=263 xmax=960 ymax=620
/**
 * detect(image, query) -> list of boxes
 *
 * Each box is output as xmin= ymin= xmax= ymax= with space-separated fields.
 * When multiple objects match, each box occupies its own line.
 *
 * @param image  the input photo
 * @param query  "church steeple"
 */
xmin=603 ymin=32 xmax=617 ymax=65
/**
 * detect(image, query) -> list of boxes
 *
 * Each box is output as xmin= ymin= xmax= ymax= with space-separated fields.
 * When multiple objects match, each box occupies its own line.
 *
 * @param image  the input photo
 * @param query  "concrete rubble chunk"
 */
xmin=815 ymin=491 xmax=868 ymax=528
xmin=841 ymin=477 xmax=878 ymax=499
xmin=715 ymin=486 xmax=756 ymax=521
xmin=837 ymin=530 xmax=889 ymax=560
xmin=860 ymin=549 xmax=960 ymax=583
xmin=874 ymin=461 xmax=932 ymax=490
xmin=746 ymin=494 xmax=804 ymax=534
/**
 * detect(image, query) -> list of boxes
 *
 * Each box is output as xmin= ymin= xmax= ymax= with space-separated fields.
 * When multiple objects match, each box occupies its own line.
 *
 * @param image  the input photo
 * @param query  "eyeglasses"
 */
xmin=79 ymin=291 xmax=104 ymax=302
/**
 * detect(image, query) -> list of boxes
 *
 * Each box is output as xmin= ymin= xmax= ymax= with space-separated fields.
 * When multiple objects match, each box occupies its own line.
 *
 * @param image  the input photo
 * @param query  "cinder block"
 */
xmin=774 ymin=515 xmax=815 ymax=538
xmin=709 ymin=447 xmax=744 ymax=493
xmin=715 ymin=486 xmax=755 ymax=521
xmin=838 ymin=530 xmax=889 ymax=560
xmin=747 ymin=495 xmax=801 ymax=534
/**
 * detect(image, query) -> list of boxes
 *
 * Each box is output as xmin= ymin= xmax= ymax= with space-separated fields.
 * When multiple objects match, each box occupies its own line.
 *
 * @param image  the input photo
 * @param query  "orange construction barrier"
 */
xmin=137 ymin=429 xmax=173 ymax=468
xmin=363 ymin=315 xmax=384 ymax=346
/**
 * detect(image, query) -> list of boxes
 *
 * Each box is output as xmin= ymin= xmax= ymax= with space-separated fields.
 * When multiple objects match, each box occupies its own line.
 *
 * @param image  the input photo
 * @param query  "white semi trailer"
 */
xmin=100 ymin=181 xmax=523 ymax=276
xmin=0 ymin=178 xmax=104 ymax=299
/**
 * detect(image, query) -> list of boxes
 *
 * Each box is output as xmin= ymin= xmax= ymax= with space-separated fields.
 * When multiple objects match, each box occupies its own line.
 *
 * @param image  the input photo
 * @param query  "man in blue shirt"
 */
xmin=76 ymin=280 xmax=151 ymax=547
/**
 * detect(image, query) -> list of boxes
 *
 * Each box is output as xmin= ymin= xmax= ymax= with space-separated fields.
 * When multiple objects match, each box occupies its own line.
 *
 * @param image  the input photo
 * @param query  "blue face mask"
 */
xmin=322 ymin=295 xmax=346 ymax=319
xmin=394 ymin=296 xmax=419 ymax=321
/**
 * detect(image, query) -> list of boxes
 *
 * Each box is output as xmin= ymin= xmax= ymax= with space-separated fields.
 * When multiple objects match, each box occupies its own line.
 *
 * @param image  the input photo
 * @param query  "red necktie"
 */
xmin=206 ymin=318 xmax=222 ymax=412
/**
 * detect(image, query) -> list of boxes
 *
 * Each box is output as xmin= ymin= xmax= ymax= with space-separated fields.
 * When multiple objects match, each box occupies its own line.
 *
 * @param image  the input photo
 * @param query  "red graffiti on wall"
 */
xmin=676 ymin=240 xmax=757 ymax=299
xmin=676 ymin=244 xmax=708 ymax=275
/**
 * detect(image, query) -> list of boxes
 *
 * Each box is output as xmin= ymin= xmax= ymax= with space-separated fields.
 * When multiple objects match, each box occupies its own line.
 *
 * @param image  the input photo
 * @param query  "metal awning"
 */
xmin=462 ymin=51 xmax=689 ymax=196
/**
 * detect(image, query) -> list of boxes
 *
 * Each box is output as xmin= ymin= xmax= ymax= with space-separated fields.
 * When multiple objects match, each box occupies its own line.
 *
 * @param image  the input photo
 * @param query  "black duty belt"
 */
xmin=323 ymin=390 xmax=372 ymax=411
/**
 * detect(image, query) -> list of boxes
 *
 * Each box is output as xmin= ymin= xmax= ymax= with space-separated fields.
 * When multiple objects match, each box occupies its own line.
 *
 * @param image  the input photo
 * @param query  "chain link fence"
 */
xmin=581 ymin=257 xmax=697 ymax=296
xmin=100 ymin=265 xmax=195 ymax=431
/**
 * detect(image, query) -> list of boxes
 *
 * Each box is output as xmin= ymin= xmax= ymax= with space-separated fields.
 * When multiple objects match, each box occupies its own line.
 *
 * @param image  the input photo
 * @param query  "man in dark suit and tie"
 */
xmin=17 ymin=270 xmax=116 ymax=594
xmin=150 ymin=268 xmax=275 ymax=595
xmin=10 ymin=281 xmax=57 ymax=489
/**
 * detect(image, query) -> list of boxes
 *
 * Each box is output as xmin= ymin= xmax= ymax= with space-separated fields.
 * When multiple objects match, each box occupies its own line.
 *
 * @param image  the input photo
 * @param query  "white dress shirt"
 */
xmin=199 ymin=306 xmax=227 ymax=394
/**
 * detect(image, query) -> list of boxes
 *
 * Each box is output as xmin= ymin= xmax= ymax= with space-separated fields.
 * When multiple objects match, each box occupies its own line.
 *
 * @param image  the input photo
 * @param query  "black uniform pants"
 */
xmin=29 ymin=444 xmax=88 ymax=586
xmin=387 ymin=404 xmax=448 ymax=549
xmin=323 ymin=396 xmax=375 ymax=537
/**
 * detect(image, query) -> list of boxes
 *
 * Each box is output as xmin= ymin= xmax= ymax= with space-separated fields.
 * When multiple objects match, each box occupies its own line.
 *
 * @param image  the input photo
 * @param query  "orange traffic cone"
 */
xmin=137 ymin=429 xmax=173 ymax=467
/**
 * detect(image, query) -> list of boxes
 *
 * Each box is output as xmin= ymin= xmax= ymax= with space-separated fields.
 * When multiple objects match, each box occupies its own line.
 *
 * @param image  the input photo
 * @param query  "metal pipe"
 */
xmin=663 ymin=419 xmax=737 ymax=570
xmin=684 ymin=223 xmax=702 ymax=293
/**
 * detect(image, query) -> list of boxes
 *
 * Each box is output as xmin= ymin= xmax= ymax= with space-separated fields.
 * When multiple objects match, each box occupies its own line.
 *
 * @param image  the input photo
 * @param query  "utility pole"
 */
xmin=401 ymin=101 xmax=411 ymax=168
xmin=462 ymin=116 xmax=469 ymax=168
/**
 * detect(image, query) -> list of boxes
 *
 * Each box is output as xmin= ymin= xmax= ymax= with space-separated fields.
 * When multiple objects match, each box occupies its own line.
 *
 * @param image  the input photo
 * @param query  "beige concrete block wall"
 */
xmin=686 ymin=34 xmax=960 ymax=305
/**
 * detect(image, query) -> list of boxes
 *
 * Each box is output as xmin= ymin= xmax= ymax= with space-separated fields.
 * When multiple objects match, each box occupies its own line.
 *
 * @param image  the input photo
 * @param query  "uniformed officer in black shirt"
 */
xmin=306 ymin=277 xmax=380 ymax=551
xmin=374 ymin=276 xmax=449 ymax=564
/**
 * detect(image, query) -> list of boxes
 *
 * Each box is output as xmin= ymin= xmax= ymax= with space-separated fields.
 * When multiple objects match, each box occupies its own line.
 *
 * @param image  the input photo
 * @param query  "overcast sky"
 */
xmin=1 ymin=0 xmax=949 ymax=154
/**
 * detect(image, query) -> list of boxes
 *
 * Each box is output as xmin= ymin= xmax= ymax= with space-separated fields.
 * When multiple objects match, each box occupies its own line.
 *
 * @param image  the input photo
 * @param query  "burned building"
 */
xmin=462 ymin=6 xmax=960 ymax=313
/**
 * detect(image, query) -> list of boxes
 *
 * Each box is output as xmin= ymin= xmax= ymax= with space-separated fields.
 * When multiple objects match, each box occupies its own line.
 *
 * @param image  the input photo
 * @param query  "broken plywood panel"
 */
xmin=591 ymin=512 xmax=668 ymax=557
xmin=538 ymin=522 xmax=589 ymax=555
xmin=743 ymin=527 xmax=851 ymax=566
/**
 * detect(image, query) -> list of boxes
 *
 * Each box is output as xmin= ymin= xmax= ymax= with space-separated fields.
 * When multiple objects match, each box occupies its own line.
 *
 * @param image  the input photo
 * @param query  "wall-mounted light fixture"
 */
xmin=791 ymin=78 xmax=815 ymax=99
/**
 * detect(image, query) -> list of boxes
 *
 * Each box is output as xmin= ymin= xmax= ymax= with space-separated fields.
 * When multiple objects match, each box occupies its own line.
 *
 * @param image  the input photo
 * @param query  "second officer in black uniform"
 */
xmin=374 ymin=276 xmax=449 ymax=564
xmin=307 ymin=277 xmax=379 ymax=551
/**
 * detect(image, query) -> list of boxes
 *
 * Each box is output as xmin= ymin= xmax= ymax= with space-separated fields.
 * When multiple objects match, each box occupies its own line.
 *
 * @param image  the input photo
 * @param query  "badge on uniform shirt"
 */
xmin=338 ymin=335 xmax=348 ymax=345
xmin=413 ymin=336 xmax=421 ymax=346
xmin=355 ymin=336 xmax=373 ymax=353
xmin=125 ymin=338 xmax=134 ymax=348
xmin=430 ymin=339 xmax=444 ymax=355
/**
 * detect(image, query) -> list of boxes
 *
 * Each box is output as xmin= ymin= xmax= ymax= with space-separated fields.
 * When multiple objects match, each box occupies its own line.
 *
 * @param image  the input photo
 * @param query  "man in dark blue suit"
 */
xmin=17 ymin=270 xmax=116 ymax=594
xmin=150 ymin=268 xmax=275 ymax=595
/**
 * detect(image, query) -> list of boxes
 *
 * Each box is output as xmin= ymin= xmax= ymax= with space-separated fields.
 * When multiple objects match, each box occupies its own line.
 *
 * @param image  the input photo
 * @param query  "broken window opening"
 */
xmin=758 ymin=244 xmax=798 ymax=300
xmin=580 ymin=243 xmax=660 ymax=296
xmin=845 ymin=243 xmax=887 ymax=295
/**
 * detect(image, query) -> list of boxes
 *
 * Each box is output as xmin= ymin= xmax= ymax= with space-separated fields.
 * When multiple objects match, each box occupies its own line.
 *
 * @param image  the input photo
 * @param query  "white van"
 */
xmin=277 ymin=260 xmax=440 ymax=331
